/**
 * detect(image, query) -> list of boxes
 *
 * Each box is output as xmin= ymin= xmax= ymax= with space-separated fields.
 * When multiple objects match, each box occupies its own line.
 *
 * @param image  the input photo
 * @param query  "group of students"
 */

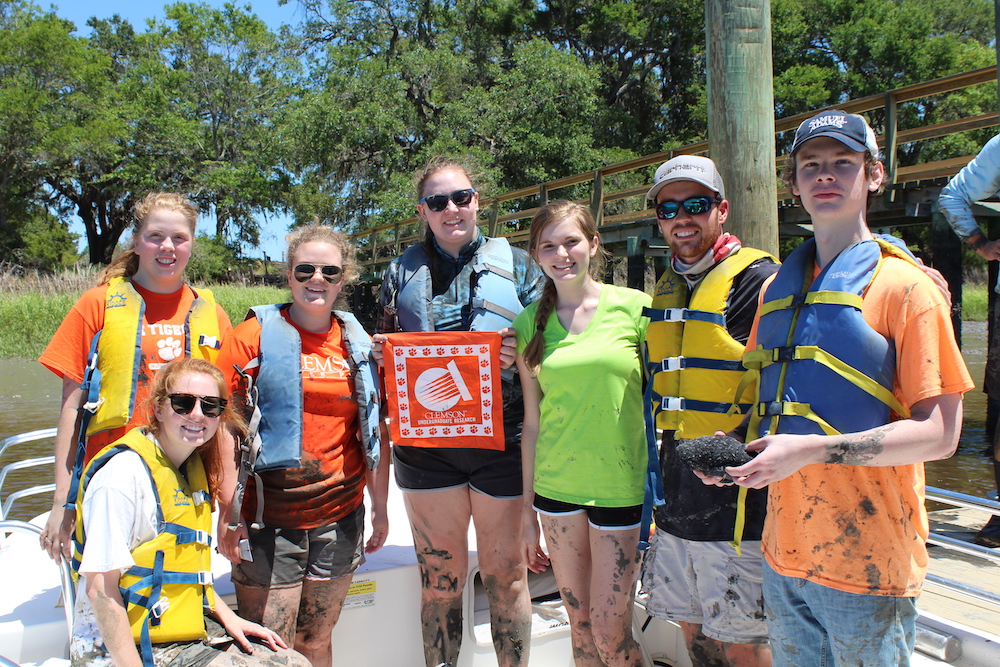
xmin=37 ymin=108 xmax=973 ymax=667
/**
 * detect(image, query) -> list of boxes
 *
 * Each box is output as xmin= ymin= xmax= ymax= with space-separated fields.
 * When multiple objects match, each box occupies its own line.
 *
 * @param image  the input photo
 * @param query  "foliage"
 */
xmin=0 ymin=0 xmax=997 ymax=267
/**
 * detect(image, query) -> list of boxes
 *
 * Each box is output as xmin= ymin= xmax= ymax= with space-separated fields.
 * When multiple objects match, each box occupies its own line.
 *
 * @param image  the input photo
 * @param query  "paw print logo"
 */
xmin=479 ymin=346 xmax=489 ymax=354
xmin=481 ymin=373 xmax=489 ymax=382
xmin=400 ymin=415 xmax=409 ymax=423
xmin=402 ymin=428 xmax=411 ymax=436
xmin=450 ymin=347 xmax=459 ymax=354
xmin=456 ymin=426 xmax=465 ymax=434
xmin=484 ymin=412 xmax=492 ymax=421
xmin=442 ymin=427 xmax=451 ymax=435
xmin=395 ymin=348 xmax=404 ymax=356
xmin=429 ymin=428 xmax=438 ymax=435
xmin=396 ymin=363 xmax=405 ymax=372
xmin=484 ymin=426 xmax=492 ymax=434
xmin=399 ymin=403 xmax=408 ymax=412
xmin=398 ymin=390 xmax=406 ymax=398
xmin=421 ymin=347 xmax=431 ymax=356
xmin=416 ymin=429 xmax=424 ymax=436
xmin=436 ymin=347 xmax=445 ymax=355
xmin=397 ymin=378 xmax=406 ymax=386
xmin=483 ymin=399 xmax=491 ymax=408
xmin=482 ymin=386 xmax=491 ymax=394
xmin=480 ymin=360 xmax=488 ymax=368
xmin=407 ymin=348 xmax=418 ymax=356
xmin=471 ymin=426 xmax=479 ymax=433
xmin=157 ymin=337 xmax=182 ymax=361
xmin=465 ymin=347 xmax=473 ymax=354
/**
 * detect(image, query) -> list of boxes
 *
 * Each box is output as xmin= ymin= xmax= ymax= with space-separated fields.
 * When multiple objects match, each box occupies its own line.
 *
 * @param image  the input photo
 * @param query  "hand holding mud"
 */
xmin=676 ymin=434 xmax=755 ymax=483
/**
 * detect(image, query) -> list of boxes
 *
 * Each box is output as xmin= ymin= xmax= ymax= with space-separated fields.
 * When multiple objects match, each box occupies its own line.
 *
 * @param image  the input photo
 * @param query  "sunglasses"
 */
xmin=168 ymin=393 xmax=227 ymax=418
xmin=293 ymin=263 xmax=344 ymax=284
xmin=655 ymin=196 xmax=719 ymax=220
xmin=419 ymin=188 xmax=477 ymax=213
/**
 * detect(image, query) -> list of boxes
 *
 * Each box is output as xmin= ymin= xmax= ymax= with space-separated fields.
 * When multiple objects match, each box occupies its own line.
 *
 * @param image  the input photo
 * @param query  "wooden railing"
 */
xmin=350 ymin=66 xmax=1000 ymax=278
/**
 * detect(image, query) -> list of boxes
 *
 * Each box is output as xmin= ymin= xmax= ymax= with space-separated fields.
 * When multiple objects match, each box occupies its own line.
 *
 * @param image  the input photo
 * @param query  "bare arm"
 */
xmin=86 ymin=570 xmax=144 ymax=667
xmin=515 ymin=354 xmax=549 ymax=573
xmin=364 ymin=420 xmax=392 ymax=553
xmin=726 ymin=393 xmax=963 ymax=489
xmin=42 ymin=376 xmax=83 ymax=561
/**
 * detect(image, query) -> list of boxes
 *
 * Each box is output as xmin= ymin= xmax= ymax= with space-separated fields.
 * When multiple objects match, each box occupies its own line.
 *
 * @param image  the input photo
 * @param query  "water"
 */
xmin=0 ymin=325 xmax=997 ymax=521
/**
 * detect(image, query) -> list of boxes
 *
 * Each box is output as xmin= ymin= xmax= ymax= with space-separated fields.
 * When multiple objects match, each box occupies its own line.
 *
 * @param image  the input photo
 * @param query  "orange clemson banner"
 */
xmin=383 ymin=331 xmax=505 ymax=450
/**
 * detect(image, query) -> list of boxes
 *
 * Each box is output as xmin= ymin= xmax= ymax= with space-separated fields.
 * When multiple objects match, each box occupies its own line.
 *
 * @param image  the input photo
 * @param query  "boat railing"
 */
xmin=924 ymin=486 xmax=1000 ymax=608
xmin=0 ymin=519 xmax=76 ymax=645
xmin=0 ymin=428 xmax=57 ymax=522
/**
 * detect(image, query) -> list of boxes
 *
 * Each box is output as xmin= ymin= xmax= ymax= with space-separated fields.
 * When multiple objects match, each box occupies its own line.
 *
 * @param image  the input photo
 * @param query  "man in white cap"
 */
xmin=714 ymin=110 xmax=972 ymax=665
xmin=641 ymin=155 xmax=777 ymax=666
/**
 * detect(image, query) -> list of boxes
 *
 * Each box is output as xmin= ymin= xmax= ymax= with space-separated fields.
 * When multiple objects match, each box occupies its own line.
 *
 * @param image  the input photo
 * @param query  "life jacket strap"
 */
xmin=757 ymin=400 xmax=841 ymax=436
xmin=66 ymin=332 xmax=104 ymax=511
xmin=472 ymin=297 xmax=520 ymax=322
xmin=729 ymin=485 xmax=749 ymax=557
xmin=648 ymin=356 xmax=744 ymax=373
xmin=643 ymin=306 xmax=726 ymax=327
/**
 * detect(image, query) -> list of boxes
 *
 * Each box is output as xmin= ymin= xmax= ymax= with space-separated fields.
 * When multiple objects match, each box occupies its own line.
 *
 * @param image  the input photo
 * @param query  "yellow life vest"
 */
xmin=646 ymin=248 xmax=775 ymax=438
xmin=87 ymin=277 xmax=222 ymax=436
xmin=73 ymin=428 xmax=215 ymax=659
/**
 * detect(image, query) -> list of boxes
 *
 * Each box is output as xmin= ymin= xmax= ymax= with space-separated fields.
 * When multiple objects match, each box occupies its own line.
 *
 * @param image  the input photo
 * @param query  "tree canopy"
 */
xmin=0 ymin=0 xmax=996 ymax=268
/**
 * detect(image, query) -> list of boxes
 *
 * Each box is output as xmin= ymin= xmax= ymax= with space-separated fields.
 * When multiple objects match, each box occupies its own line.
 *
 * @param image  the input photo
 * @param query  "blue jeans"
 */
xmin=763 ymin=560 xmax=917 ymax=666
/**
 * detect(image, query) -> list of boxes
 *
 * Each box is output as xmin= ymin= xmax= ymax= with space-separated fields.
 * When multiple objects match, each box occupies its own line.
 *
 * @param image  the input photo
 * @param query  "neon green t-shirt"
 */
xmin=514 ymin=284 xmax=651 ymax=506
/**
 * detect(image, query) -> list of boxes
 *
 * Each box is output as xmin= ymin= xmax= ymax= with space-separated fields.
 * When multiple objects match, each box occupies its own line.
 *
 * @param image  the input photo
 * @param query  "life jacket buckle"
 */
xmin=195 ymin=530 xmax=211 ymax=546
xmin=661 ymin=396 xmax=685 ymax=412
xmin=761 ymin=401 xmax=785 ymax=417
xmin=149 ymin=596 xmax=170 ymax=619
xmin=663 ymin=308 xmax=686 ymax=323
xmin=659 ymin=356 xmax=685 ymax=372
xmin=773 ymin=346 xmax=796 ymax=363
xmin=198 ymin=571 xmax=213 ymax=586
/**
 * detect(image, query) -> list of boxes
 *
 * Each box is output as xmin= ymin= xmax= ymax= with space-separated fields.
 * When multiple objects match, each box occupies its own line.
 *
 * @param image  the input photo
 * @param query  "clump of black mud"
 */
xmin=676 ymin=435 xmax=754 ymax=482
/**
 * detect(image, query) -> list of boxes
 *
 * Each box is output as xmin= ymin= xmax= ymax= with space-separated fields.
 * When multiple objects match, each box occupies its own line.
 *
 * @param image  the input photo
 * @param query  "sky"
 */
xmin=50 ymin=0 xmax=306 ymax=260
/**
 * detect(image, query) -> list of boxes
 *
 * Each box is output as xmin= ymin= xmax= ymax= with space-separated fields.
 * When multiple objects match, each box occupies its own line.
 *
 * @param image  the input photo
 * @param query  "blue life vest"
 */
xmin=392 ymin=236 xmax=524 ymax=332
xmin=231 ymin=304 xmax=381 ymax=529
xmin=745 ymin=236 xmax=915 ymax=439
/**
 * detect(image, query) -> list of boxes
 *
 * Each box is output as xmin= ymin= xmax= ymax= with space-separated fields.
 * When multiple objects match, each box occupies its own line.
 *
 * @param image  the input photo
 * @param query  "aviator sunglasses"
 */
xmin=419 ymin=188 xmax=477 ymax=213
xmin=293 ymin=263 xmax=344 ymax=284
xmin=168 ymin=393 xmax=227 ymax=418
xmin=655 ymin=196 xmax=719 ymax=220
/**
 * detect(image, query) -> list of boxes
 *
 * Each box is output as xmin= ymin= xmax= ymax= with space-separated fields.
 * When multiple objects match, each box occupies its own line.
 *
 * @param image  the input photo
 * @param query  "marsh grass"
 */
xmin=964 ymin=283 xmax=989 ymax=322
xmin=0 ymin=278 xmax=290 ymax=359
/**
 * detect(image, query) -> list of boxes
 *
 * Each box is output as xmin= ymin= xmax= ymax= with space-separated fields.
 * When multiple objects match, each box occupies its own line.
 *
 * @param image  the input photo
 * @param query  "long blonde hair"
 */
xmin=145 ymin=358 xmax=246 ymax=501
xmin=521 ymin=201 xmax=607 ymax=372
xmin=100 ymin=192 xmax=199 ymax=283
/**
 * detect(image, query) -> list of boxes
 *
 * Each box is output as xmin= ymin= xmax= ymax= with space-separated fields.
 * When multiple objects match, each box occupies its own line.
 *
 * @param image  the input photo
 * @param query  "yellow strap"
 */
xmin=729 ymin=485 xmax=748 ymax=557
xmin=728 ymin=369 xmax=758 ymax=416
xmin=793 ymin=346 xmax=909 ymax=418
xmin=757 ymin=400 xmax=841 ymax=436
xmin=758 ymin=289 xmax=864 ymax=317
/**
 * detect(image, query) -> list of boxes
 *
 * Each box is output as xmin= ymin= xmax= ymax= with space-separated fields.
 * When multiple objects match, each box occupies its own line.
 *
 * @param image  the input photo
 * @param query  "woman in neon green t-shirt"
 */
xmin=513 ymin=201 xmax=650 ymax=667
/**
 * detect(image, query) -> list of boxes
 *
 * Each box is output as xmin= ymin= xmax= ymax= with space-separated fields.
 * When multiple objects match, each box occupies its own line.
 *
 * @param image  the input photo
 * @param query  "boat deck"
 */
xmin=924 ymin=508 xmax=1000 ymax=637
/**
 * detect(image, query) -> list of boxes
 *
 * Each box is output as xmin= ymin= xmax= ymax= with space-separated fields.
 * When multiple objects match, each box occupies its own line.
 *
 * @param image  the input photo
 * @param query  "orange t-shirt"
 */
xmin=39 ymin=282 xmax=232 ymax=460
xmin=747 ymin=255 xmax=973 ymax=596
xmin=217 ymin=310 xmax=365 ymax=529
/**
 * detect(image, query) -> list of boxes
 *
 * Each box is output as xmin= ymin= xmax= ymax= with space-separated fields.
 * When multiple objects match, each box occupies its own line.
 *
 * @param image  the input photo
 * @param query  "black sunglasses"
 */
xmin=419 ymin=188 xmax=477 ymax=213
xmin=168 ymin=393 xmax=227 ymax=418
xmin=655 ymin=196 xmax=719 ymax=220
xmin=293 ymin=263 xmax=344 ymax=284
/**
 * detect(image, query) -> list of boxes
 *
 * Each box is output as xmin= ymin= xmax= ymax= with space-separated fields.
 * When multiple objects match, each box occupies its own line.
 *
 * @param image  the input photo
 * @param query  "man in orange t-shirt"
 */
xmin=716 ymin=111 xmax=974 ymax=666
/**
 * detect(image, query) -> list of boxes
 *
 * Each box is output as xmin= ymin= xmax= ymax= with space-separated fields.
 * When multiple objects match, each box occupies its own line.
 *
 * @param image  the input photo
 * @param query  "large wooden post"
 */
xmin=705 ymin=0 xmax=779 ymax=256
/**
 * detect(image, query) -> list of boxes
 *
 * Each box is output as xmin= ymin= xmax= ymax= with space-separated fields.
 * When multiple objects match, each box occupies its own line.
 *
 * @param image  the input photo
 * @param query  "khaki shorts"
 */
xmin=232 ymin=505 xmax=366 ymax=588
xmin=640 ymin=528 xmax=768 ymax=644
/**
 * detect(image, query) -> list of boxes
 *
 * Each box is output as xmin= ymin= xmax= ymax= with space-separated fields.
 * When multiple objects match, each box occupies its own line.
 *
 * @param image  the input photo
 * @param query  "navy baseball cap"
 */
xmin=790 ymin=110 xmax=879 ymax=157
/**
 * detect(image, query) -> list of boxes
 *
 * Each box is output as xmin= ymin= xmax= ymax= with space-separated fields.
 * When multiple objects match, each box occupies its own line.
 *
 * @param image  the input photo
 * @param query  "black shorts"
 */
xmin=393 ymin=444 xmax=523 ymax=498
xmin=533 ymin=494 xmax=642 ymax=529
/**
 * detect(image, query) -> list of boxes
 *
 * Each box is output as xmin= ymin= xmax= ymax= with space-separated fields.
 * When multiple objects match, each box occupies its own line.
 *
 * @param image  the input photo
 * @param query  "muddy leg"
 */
xmin=294 ymin=575 xmax=353 ymax=667
xmin=471 ymin=492 xmax=531 ymax=667
xmin=404 ymin=488 xmax=472 ymax=667
xmin=235 ymin=582 xmax=302 ymax=647
xmin=588 ymin=526 xmax=643 ymax=667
